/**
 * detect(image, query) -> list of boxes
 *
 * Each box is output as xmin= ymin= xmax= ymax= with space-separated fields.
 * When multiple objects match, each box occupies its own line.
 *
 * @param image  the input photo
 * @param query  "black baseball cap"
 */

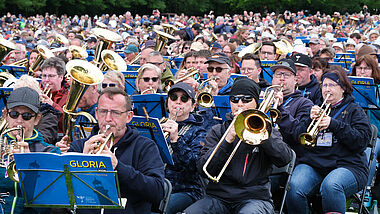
xmin=168 ymin=82 xmax=195 ymax=101
xmin=7 ymin=87 xmax=40 ymax=113
xmin=270 ymin=59 xmax=297 ymax=75
xmin=291 ymin=53 xmax=312 ymax=68
xmin=205 ymin=52 xmax=231 ymax=66
xmin=192 ymin=23 xmax=203 ymax=33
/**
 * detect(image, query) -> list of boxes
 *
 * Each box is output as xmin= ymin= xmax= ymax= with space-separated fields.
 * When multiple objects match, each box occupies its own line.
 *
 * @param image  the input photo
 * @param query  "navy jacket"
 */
xmin=184 ymin=28 xmax=195 ymax=41
xmin=165 ymin=114 xmax=207 ymax=201
xmin=198 ymin=113 xmax=292 ymax=202
xmin=293 ymin=95 xmax=371 ymax=189
xmin=68 ymin=125 xmax=165 ymax=214
xmin=298 ymin=74 xmax=323 ymax=105
xmin=277 ymin=90 xmax=314 ymax=157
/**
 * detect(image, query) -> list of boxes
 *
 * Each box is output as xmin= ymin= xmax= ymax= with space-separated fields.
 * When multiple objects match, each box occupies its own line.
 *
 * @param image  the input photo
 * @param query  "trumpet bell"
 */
xmin=299 ymin=133 xmax=315 ymax=147
xmin=235 ymin=109 xmax=272 ymax=145
xmin=0 ymin=37 xmax=17 ymax=63
xmin=100 ymin=50 xmax=127 ymax=71
xmin=69 ymin=45 xmax=88 ymax=59
xmin=238 ymin=43 xmax=262 ymax=58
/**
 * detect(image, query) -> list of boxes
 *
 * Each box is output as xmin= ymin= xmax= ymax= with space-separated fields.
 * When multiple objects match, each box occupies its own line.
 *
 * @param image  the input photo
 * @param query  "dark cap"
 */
xmin=143 ymin=40 xmax=155 ymax=50
xmin=205 ymin=52 xmax=231 ymax=66
xmin=168 ymin=82 xmax=195 ymax=101
xmin=270 ymin=59 xmax=297 ymax=75
xmin=86 ymin=36 xmax=97 ymax=43
xmin=210 ymin=42 xmax=222 ymax=50
xmin=291 ymin=53 xmax=312 ymax=68
xmin=124 ymin=44 xmax=138 ymax=53
xmin=25 ymin=43 xmax=35 ymax=50
xmin=230 ymin=77 xmax=260 ymax=105
xmin=192 ymin=23 xmax=203 ymax=33
xmin=7 ymin=87 xmax=40 ymax=113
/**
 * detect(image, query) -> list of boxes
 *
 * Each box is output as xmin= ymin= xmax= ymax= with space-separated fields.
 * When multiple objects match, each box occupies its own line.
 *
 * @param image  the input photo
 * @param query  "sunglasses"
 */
xmin=102 ymin=83 xmax=117 ymax=89
xmin=169 ymin=93 xmax=190 ymax=103
xmin=142 ymin=77 xmax=159 ymax=82
xmin=207 ymin=67 xmax=227 ymax=73
xmin=229 ymin=95 xmax=254 ymax=103
xmin=8 ymin=111 xmax=36 ymax=121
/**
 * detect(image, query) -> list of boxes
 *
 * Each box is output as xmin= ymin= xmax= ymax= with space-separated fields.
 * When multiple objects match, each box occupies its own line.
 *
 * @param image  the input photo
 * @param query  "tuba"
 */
xmin=100 ymin=50 xmax=127 ymax=71
xmin=91 ymin=28 xmax=123 ymax=65
xmin=63 ymin=60 xmax=104 ymax=143
xmin=28 ymin=45 xmax=55 ymax=76
xmin=299 ymin=94 xmax=331 ymax=147
xmin=0 ymin=37 xmax=17 ymax=64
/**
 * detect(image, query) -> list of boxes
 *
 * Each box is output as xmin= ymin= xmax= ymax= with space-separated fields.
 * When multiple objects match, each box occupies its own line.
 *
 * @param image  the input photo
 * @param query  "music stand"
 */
xmin=213 ymin=96 xmax=231 ymax=121
xmin=132 ymin=94 xmax=168 ymax=119
xmin=0 ymin=65 xmax=28 ymax=78
xmin=0 ymin=87 xmax=13 ymax=116
xmin=14 ymin=153 xmax=123 ymax=213
xmin=348 ymin=76 xmax=379 ymax=110
xmin=260 ymin=60 xmax=277 ymax=85
xmin=128 ymin=116 xmax=174 ymax=165
xmin=75 ymin=121 xmax=98 ymax=139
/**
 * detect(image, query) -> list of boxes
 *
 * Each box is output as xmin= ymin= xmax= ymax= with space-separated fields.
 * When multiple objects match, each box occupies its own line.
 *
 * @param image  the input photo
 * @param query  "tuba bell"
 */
xmin=162 ymin=23 xmax=179 ymax=35
xmin=100 ymin=50 xmax=127 ymax=71
xmin=69 ymin=45 xmax=89 ymax=60
xmin=238 ymin=43 xmax=262 ymax=58
xmin=0 ymin=37 xmax=17 ymax=64
xmin=63 ymin=60 xmax=104 ymax=142
xmin=91 ymin=28 xmax=123 ymax=65
xmin=28 ymin=45 xmax=55 ymax=76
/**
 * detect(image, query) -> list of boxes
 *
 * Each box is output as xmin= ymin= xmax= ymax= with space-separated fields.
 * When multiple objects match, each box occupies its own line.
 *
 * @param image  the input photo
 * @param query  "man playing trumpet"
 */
xmin=58 ymin=87 xmax=165 ymax=214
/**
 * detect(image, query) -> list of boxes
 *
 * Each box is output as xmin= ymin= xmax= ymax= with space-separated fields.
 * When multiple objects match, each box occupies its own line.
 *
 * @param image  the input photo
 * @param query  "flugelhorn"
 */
xmin=92 ymin=125 xmax=114 ymax=154
xmin=299 ymin=94 xmax=331 ymax=147
xmin=196 ymin=77 xmax=218 ymax=108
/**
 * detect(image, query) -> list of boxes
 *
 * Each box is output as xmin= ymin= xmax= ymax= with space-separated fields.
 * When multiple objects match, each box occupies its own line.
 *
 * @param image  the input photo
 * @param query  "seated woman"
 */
xmin=0 ymin=87 xmax=60 ymax=214
xmin=133 ymin=63 xmax=164 ymax=94
xmin=102 ymin=70 xmax=126 ymax=91
xmin=161 ymin=83 xmax=207 ymax=214
xmin=352 ymin=55 xmax=380 ymax=187
xmin=287 ymin=67 xmax=372 ymax=213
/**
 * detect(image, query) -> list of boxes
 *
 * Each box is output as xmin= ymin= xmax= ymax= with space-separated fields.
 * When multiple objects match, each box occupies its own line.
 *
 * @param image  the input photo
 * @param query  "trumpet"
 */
xmin=263 ymin=84 xmax=283 ymax=123
xmin=160 ymin=107 xmax=179 ymax=143
xmin=141 ymin=86 xmax=155 ymax=94
xmin=92 ymin=125 xmax=114 ymax=154
xmin=196 ymin=77 xmax=218 ymax=108
xmin=299 ymin=94 xmax=331 ymax=147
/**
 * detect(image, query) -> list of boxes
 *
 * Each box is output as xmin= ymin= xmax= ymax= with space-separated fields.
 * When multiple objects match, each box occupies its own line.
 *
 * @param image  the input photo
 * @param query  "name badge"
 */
xmin=316 ymin=132 xmax=333 ymax=147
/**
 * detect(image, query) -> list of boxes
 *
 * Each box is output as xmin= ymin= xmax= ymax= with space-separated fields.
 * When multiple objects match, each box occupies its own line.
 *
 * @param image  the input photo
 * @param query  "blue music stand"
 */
xmin=122 ymin=71 xmax=138 ymax=95
xmin=132 ymin=94 xmax=168 ymax=119
xmin=213 ymin=96 xmax=231 ymax=121
xmin=0 ymin=87 xmax=13 ymax=116
xmin=14 ymin=153 xmax=123 ymax=212
xmin=349 ymin=76 xmax=379 ymax=110
xmin=0 ymin=65 xmax=28 ymax=78
xmin=260 ymin=60 xmax=277 ymax=84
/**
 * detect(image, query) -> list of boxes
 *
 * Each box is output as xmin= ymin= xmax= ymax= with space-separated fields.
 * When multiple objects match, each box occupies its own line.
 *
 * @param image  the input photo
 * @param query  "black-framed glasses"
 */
xmin=142 ymin=77 xmax=159 ymax=82
xmin=8 ymin=111 xmax=36 ymax=121
xmin=102 ymin=83 xmax=117 ymax=88
xmin=97 ymin=109 xmax=128 ymax=117
xmin=207 ymin=67 xmax=227 ymax=73
xmin=147 ymin=61 xmax=164 ymax=66
xmin=169 ymin=93 xmax=190 ymax=103
xmin=229 ymin=95 xmax=254 ymax=103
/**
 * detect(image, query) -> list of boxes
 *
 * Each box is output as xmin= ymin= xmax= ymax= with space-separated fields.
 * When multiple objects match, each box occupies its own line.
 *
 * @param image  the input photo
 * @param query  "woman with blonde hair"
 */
xmin=133 ymin=63 xmax=164 ymax=94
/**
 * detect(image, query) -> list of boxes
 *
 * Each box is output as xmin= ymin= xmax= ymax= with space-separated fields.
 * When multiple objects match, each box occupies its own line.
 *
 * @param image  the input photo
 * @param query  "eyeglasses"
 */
xmin=229 ymin=95 xmax=254 ymax=103
xmin=321 ymin=83 xmax=339 ymax=88
xmin=240 ymin=67 xmax=256 ymax=73
xmin=8 ymin=111 xmax=36 ymax=121
xmin=102 ymin=83 xmax=117 ymax=89
xmin=183 ymin=46 xmax=190 ymax=50
xmin=147 ymin=61 xmax=164 ymax=66
xmin=260 ymin=51 xmax=275 ymax=56
xmin=41 ymin=74 xmax=58 ymax=79
xmin=97 ymin=109 xmax=128 ymax=117
xmin=356 ymin=67 xmax=371 ymax=72
xmin=169 ymin=93 xmax=190 ymax=103
xmin=274 ymin=72 xmax=293 ymax=79
xmin=207 ymin=67 xmax=228 ymax=73
xmin=141 ymin=77 xmax=159 ymax=82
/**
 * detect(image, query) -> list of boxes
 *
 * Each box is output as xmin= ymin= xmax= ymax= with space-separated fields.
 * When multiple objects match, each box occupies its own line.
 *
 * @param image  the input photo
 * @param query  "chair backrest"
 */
xmin=159 ymin=178 xmax=172 ymax=214
xmin=369 ymin=124 xmax=378 ymax=149
xmin=271 ymin=149 xmax=296 ymax=176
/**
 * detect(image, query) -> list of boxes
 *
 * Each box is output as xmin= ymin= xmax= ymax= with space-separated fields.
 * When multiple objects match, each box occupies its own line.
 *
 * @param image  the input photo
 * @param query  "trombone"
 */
xmin=299 ymin=94 xmax=331 ymax=147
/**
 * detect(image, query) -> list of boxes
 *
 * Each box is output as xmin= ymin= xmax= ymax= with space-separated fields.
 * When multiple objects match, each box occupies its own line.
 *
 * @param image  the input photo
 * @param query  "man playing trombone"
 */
xmin=58 ymin=87 xmax=165 ymax=214
xmin=185 ymin=77 xmax=292 ymax=214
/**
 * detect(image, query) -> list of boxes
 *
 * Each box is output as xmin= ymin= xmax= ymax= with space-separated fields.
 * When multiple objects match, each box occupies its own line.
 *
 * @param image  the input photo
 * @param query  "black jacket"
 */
xmin=198 ymin=112 xmax=292 ymax=202
xmin=36 ymin=103 xmax=60 ymax=144
xmin=293 ymin=95 xmax=371 ymax=189
xmin=277 ymin=90 xmax=314 ymax=157
xmin=298 ymin=74 xmax=323 ymax=105
xmin=68 ymin=125 xmax=165 ymax=214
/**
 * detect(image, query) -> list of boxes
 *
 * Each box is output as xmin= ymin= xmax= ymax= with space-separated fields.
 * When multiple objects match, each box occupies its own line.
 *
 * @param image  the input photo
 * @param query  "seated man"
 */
xmin=161 ymin=83 xmax=207 ymax=214
xmin=58 ymin=87 xmax=165 ymax=213
xmin=0 ymin=87 xmax=60 ymax=214
xmin=185 ymin=77 xmax=292 ymax=213
xmin=205 ymin=52 xmax=234 ymax=95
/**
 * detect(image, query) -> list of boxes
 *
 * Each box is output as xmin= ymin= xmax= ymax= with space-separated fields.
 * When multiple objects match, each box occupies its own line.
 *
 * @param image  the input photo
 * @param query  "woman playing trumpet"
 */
xmin=287 ymin=67 xmax=372 ymax=213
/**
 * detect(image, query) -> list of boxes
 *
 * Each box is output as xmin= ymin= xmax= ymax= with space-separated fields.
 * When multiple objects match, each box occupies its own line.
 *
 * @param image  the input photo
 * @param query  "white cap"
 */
xmin=332 ymin=42 xmax=344 ymax=51
xmin=345 ymin=38 xmax=356 ymax=47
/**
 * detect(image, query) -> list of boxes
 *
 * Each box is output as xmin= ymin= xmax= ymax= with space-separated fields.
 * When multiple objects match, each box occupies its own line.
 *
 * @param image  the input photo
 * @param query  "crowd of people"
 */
xmin=0 ymin=7 xmax=378 ymax=214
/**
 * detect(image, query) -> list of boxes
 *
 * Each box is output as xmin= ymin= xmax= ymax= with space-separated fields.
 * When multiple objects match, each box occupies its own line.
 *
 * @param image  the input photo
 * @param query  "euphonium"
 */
xmin=299 ymin=94 xmax=331 ymax=147
xmin=153 ymin=29 xmax=177 ymax=53
xmin=100 ymin=50 xmax=127 ymax=71
xmin=3 ymin=125 xmax=24 ymax=183
xmin=91 ymin=28 xmax=123 ymax=65
xmin=92 ymin=125 xmax=114 ymax=154
xmin=196 ymin=77 xmax=218 ymax=108
xmin=63 ymin=60 xmax=104 ymax=143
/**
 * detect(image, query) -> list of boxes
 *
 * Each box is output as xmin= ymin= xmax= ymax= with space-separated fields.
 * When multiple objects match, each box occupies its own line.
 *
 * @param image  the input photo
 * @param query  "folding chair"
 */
xmin=271 ymin=149 xmax=296 ymax=214
xmin=152 ymin=178 xmax=173 ymax=214
xmin=354 ymin=124 xmax=378 ymax=214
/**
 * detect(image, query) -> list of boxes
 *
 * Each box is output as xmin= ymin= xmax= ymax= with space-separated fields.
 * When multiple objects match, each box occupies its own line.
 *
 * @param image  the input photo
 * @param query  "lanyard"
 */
xmin=332 ymin=103 xmax=349 ymax=119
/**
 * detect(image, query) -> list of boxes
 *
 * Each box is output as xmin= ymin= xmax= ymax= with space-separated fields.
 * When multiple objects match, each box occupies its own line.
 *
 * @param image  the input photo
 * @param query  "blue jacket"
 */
xmin=165 ymin=114 xmax=207 ymax=201
xmin=184 ymin=28 xmax=195 ymax=41
xmin=277 ymin=90 xmax=314 ymax=157
xmin=218 ymin=76 xmax=234 ymax=95
xmin=68 ymin=125 xmax=165 ymax=214
xmin=293 ymin=95 xmax=371 ymax=189
xmin=198 ymin=112 xmax=292 ymax=202
xmin=298 ymin=74 xmax=323 ymax=105
xmin=0 ymin=129 xmax=60 ymax=214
